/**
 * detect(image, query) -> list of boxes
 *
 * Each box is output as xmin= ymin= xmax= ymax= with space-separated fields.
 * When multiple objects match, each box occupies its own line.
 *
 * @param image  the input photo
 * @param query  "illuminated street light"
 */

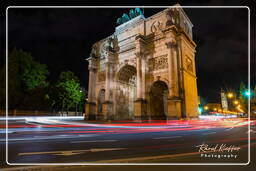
xmin=233 ymin=100 xmax=239 ymax=105
xmin=204 ymin=106 xmax=209 ymax=110
xmin=227 ymin=93 xmax=234 ymax=98
xmin=214 ymin=108 xmax=217 ymax=111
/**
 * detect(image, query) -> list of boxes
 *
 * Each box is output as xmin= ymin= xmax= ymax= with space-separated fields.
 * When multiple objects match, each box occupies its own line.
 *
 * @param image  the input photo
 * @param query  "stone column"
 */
xmin=136 ymin=53 xmax=142 ymax=99
xmin=141 ymin=54 xmax=146 ymax=100
xmin=85 ymin=57 xmax=97 ymax=120
xmin=176 ymin=37 xmax=186 ymax=118
xmin=133 ymin=35 xmax=147 ymax=121
xmin=102 ymin=61 xmax=113 ymax=120
xmin=165 ymin=40 xmax=182 ymax=119
xmin=166 ymin=42 xmax=175 ymax=97
xmin=105 ymin=63 xmax=111 ymax=101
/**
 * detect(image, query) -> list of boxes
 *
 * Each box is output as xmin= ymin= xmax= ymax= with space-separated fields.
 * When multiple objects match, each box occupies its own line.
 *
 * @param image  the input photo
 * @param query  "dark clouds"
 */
xmin=1 ymin=0 xmax=255 ymax=103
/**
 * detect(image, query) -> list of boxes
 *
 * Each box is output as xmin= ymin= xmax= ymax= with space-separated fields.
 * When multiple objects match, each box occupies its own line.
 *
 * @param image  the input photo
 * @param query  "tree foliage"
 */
xmin=10 ymin=48 xmax=49 ymax=90
xmin=6 ymin=48 xmax=50 ymax=109
xmin=50 ymin=71 xmax=83 ymax=113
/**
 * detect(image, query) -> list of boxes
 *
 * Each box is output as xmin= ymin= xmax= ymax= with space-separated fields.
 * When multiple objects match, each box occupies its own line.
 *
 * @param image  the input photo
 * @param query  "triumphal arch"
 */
xmin=85 ymin=5 xmax=198 ymax=120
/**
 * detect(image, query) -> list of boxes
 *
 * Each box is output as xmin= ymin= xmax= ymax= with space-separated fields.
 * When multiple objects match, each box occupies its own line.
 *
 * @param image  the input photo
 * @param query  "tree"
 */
xmin=9 ymin=48 xmax=49 ymax=90
xmin=51 ymin=71 xmax=83 ymax=114
xmin=7 ymin=48 xmax=50 ymax=109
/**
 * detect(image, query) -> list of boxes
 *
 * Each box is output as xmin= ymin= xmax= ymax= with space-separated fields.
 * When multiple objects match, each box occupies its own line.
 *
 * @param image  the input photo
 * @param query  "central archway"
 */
xmin=115 ymin=65 xmax=137 ymax=119
xmin=149 ymin=80 xmax=169 ymax=119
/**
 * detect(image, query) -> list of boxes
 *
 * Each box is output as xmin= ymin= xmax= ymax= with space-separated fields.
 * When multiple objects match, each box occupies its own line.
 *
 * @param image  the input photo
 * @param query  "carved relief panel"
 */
xmin=97 ymin=71 xmax=106 ymax=82
xmin=148 ymin=55 xmax=168 ymax=71
xmin=185 ymin=56 xmax=193 ymax=73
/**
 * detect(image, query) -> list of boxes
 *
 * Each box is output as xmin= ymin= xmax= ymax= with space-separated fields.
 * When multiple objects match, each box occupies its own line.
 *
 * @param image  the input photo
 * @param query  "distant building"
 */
xmin=220 ymin=89 xmax=228 ymax=111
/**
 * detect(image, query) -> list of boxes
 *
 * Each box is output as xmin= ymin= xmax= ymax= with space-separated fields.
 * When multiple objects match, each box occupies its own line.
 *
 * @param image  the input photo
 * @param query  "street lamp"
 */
xmin=204 ymin=106 xmax=209 ymax=110
xmin=233 ymin=100 xmax=239 ymax=105
xmin=227 ymin=93 xmax=234 ymax=98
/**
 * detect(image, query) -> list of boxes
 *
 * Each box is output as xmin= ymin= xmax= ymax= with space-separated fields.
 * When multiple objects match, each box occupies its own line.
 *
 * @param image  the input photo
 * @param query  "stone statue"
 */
xmin=166 ymin=8 xmax=179 ymax=26
xmin=90 ymin=45 xmax=98 ymax=58
xmin=116 ymin=8 xmax=144 ymax=25
xmin=134 ymin=8 xmax=144 ymax=17
xmin=106 ymin=35 xmax=119 ymax=52
xmin=121 ymin=13 xmax=130 ymax=23
xmin=116 ymin=17 xmax=122 ymax=25
xmin=129 ymin=9 xmax=136 ymax=19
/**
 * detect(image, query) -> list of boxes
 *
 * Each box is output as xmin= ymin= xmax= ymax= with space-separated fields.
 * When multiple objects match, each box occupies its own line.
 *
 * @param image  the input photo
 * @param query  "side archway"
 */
xmin=149 ymin=80 xmax=169 ymax=119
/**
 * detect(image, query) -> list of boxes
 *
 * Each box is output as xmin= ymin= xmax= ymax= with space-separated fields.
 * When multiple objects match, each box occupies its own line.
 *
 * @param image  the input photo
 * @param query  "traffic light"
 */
xmin=198 ymin=107 xmax=203 ymax=113
xmin=244 ymin=90 xmax=251 ymax=97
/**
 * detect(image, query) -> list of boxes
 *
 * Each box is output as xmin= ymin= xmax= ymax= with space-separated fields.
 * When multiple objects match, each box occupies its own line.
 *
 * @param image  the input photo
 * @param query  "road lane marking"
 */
xmin=246 ymin=129 xmax=256 ymax=134
xmin=153 ymin=136 xmax=182 ymax=140
xmin=202 ymin=132 xmax=216 ymax=135
xmin=224 ymin=127 xmax=234 ymax=131
xmin=18 ymin=148 xmax=126 ymax=156
xmin=70 ymin=140 xmax=117 ymax=143
xmin=25 ymin=121 xmax=42 ymax=127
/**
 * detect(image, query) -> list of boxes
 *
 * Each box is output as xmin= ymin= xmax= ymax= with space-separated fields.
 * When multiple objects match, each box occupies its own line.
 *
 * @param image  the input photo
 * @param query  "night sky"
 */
xmin=0 ymin=0 xmax=255 ymax=104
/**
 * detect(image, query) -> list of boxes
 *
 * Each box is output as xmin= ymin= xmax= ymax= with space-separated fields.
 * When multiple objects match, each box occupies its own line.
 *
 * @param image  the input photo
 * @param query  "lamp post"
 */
xmin=227 ymin=92 xmax=236 ymax=112
xmin=204 ymin=106 xmax=209 ymax=114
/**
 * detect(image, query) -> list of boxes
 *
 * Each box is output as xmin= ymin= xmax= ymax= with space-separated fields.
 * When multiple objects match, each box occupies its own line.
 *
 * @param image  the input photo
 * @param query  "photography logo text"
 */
xmin=196 ymin=143 xmax=241 ymax=159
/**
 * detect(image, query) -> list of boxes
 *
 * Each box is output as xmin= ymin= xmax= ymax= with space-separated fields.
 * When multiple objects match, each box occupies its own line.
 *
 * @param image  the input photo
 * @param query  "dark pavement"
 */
xmin=0 ymin=116 xmax=255 ymax=171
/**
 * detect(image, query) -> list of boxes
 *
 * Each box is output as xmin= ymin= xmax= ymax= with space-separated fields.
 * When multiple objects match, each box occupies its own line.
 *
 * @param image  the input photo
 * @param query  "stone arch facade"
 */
xmin=85 ymin=5 xmax=198 ymax=120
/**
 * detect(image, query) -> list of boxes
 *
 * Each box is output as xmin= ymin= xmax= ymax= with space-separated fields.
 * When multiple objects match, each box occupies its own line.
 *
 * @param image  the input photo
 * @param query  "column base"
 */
xmin=167 ymin=97 xmax=182 ymax=119
xmin=85 ymin=102 xmax=96 ymax=120
xmin=134 ymin=98 xmax=147 ymax=121
xmin=102 ymin=101 xmax=113 ymax=120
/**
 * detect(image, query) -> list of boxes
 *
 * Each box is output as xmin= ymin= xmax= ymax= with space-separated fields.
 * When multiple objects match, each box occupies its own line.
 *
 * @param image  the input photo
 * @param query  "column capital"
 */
xmin=103 ymin=50 xmax=116 ymax=64
xmin=135 ymin=52 xmax=144 ymax=58
xmin=87 ymin=57 xmax=98 ymax=72
xmin=135 ymin=34 xmax=146 ymax=42
xmin=88 ymin=67 xmax=97 ymax=72
xmin=165 ymin=41 xmax=177 ymax=49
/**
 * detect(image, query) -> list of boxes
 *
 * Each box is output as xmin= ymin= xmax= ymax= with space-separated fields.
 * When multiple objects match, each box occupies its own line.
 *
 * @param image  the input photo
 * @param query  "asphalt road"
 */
xmin=0 ymin=116 xmax=255 ymax=171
